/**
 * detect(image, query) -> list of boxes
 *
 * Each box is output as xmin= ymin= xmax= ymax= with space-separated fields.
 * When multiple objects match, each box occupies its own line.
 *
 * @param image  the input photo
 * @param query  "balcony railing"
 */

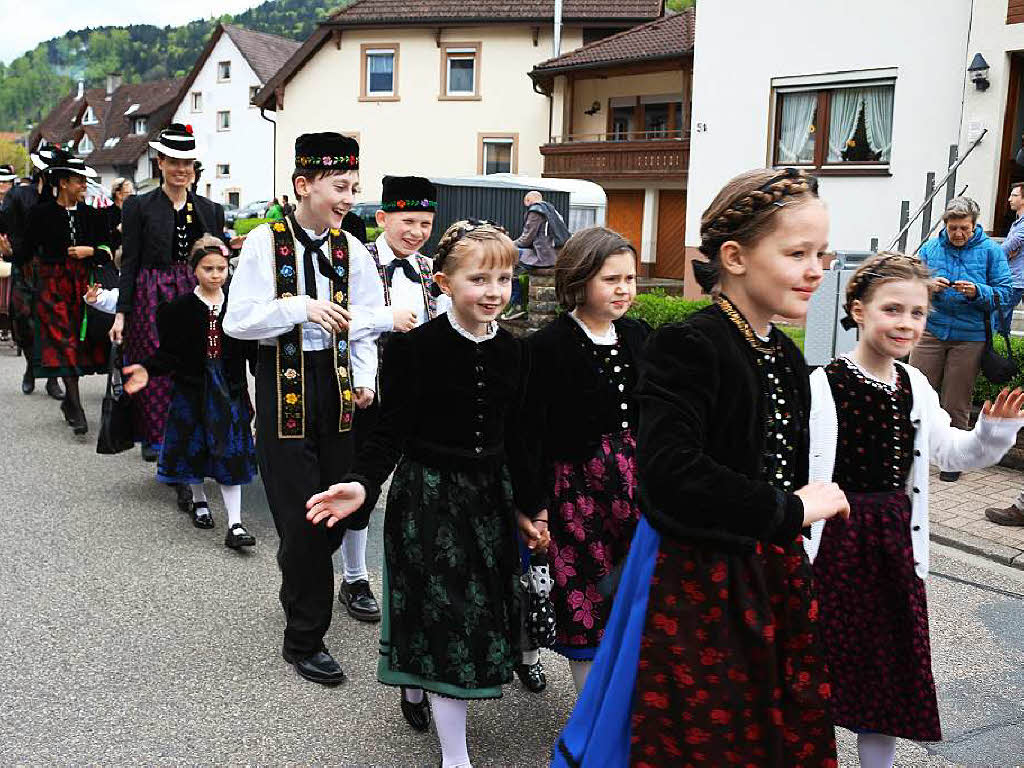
xmin=540 ymin=131 xmax=689 ymax=180
xmin=547 ymin=129 xmax=688 ymax=144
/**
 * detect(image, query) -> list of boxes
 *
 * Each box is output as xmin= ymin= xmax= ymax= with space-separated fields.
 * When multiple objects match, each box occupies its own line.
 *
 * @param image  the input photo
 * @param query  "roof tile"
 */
xmin=329 ymin=0 xmax=663 ymax=23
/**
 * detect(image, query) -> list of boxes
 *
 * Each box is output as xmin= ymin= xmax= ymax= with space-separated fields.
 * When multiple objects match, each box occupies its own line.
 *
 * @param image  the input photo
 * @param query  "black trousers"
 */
xmin=256 ymin=347 xmax=355 ymax=660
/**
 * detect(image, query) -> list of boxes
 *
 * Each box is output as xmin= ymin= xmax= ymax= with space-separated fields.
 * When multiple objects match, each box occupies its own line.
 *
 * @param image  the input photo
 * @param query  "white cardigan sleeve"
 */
xmin=804 ymin=367 xmax=838 ymax=562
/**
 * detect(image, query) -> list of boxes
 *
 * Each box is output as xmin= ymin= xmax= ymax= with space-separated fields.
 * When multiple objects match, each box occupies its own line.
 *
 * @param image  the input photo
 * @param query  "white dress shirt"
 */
xmin=222 ymin=222 xmax=384 ymax=391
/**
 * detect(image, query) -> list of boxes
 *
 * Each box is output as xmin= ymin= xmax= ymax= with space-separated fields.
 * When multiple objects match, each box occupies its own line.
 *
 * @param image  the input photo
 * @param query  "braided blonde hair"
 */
xmin=842 ymin=251 xmax=932 ymax=327
xmin=695 ymin=167 xmax=820 ymax=293
xmin=433 ymin=219 xmax=517 ymax=276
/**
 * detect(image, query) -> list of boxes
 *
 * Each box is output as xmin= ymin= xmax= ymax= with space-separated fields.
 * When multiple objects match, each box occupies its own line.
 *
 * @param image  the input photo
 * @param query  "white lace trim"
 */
xmin=840 ymin=354 xmax=897 ymax=389
xmin=447 ymin=311 xmax=497 ymax=343
xmin=193 ymin=285 xmax=224 ymax=311
xmin=569 ymin=310 xmax=617 ymax=346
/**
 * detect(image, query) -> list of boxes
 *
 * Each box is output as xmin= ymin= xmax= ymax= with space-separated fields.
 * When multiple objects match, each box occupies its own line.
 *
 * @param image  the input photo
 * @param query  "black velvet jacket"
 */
xmin=346 ymin=315 xmax=531 ymax=512
xmin=636 ymin=303 xmax=809 ymax=551
xmin=117 ymin=188 xmax=224 ymax=312
xmin=517 ymin=313 xmax=650 ymax=513
xmin=1 ymin=184 xmax=38 ymax=267
xmin=25 ymin=200 xmax=112 ymax=266
xmin=144 ymin=291 xmax=256 ymax=394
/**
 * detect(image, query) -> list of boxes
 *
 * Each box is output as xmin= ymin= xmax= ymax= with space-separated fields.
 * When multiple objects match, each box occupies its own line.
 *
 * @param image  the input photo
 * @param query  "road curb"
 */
xmin=931 ymin=523 xmax=1024 ymax=571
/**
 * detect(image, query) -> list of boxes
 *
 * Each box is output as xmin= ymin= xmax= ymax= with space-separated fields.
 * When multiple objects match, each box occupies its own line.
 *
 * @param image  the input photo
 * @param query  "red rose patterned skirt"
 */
xmin=32 ymin=259 xmax=107 ymax=377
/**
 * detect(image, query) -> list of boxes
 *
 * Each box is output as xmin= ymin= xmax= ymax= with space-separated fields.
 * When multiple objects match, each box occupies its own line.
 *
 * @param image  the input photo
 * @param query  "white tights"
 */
xmin=428 ymin=694 xmax=471 ymax=768
xmin=857 ymin=733 xmax=897 ymax=768
xmin=569 ymin=660 xmax=593 ymax=694
xmin=190 ymin=483 xmax=242 ymax=527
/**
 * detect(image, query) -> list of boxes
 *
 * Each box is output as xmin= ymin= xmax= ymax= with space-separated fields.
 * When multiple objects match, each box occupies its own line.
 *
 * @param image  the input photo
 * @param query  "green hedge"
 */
xmin=366 ymin=226 xmax=382 ymax=242
xmin=235 ymin=217 xmax=271 ymax=236
xmin=973 ymin=335 xmax=1024 ymax=405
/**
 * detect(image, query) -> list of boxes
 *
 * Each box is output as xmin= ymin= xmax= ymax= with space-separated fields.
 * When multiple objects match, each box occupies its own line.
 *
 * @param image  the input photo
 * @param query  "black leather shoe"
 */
xmin=225 ymin=523 xmax=256 ymax=549
xmin=293 ymin=650 xmax=346 ymax=686
xmin=45 ymin=378 xmax=65 ymax=401
xmin=21 ymin=369 xmax=34 ymax=395
xmin=192 ymin=501 xmax=214 ymax=529
xmin=339 ymin=578 xmax=381 ymax=622
xmin=515 ymin=660 xmax=547 ymax=693
xmin=70 ymin=406 xmax=88 ymax=435
xmin=60 ymin=398 xmax=75 ymax=425
xmin=400 ymin=687 xmax=431 ymax=732
xmin=939 ymin=471 xmax=961 ymax=482
xmin=141 ymin=444 xmax=159 ymax=462
xmin=175 ymin=483 xmax=193 ymax=512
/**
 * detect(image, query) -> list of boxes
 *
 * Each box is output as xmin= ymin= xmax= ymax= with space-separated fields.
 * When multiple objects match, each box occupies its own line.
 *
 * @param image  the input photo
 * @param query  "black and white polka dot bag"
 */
xmin=522 ymin=551 xmax=557 ymax=648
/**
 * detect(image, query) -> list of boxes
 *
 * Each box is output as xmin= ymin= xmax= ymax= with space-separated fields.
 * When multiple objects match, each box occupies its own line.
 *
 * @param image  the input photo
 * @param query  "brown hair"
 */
xmin=433 ymin=220 xmax=518 ymax=275
xmin=189 ymin=234 xmax=230 ymax=269
xmin=841 ymin=251 xmax=932 ymax=328
xmin=695 ymin=167 xmax=820 ymax=293
xmin=290 ymin=167 xmax=356 ymax=199
xmin=1012 ymin=182 xmax=1024 ymax=197
xmin=555 ymin=227 xmax=636 ymax=310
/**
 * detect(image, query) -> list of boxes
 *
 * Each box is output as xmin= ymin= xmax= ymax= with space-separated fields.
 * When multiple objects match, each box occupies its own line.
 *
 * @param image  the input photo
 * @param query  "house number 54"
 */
xmin=696 ymin=122 xmax=708 ymax=133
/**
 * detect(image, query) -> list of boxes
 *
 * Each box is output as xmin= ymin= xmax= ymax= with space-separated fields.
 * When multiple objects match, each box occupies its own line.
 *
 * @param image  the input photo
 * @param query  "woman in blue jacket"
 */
xmin=909 ymin=196 xmax=1014 ymax=481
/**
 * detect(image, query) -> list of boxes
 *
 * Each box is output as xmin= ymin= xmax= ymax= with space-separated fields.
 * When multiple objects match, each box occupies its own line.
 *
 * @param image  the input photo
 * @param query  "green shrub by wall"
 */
xmin=235 ymin=218 xmax=271 ymax=236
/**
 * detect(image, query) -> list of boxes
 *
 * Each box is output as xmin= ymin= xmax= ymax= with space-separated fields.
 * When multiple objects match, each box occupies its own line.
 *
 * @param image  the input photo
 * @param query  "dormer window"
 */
xmin=124 ymin=104 xmax=140 ymax=116
xmin=82 ymin=106 xmax=97 ymax=125
xmin=134 ymin=117 xmax=148 ymax=135
xmin=78 ymin=134 xmax=94 ymax=155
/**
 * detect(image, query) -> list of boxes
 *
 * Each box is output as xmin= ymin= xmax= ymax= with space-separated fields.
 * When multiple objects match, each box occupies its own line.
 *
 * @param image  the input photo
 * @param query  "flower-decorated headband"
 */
xmin=430 ymin=219 xmax=510 ymax=292
xmin=382 ymin=199 xmax=437 ymax=213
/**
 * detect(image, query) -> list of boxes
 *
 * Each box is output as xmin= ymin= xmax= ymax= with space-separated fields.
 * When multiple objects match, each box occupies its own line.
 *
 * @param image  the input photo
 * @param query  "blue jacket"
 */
xmin=918 ymin=225 xmax=1013 ymax=341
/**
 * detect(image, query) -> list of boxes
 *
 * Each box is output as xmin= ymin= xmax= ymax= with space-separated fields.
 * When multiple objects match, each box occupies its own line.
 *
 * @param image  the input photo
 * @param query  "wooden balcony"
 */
xmin=540 ymin=131 xmax=689 ymax=182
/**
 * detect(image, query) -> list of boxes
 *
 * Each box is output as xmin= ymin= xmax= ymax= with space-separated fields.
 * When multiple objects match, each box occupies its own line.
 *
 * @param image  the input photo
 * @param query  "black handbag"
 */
xmin=521 ymin=550 xmax=557 ymax=648
xmin=96 ymin=343 xmax=135 ymax=455
xmin=981 ymin=295 xmax=1018 ymax=385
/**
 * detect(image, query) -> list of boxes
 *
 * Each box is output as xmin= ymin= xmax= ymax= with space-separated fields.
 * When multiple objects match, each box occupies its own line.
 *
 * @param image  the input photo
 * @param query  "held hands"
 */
xmin=518 ymin=511 xmax=551 ymax=551
xmin=121 ymin=363 xmax=150 ymax=394
xmin=981 ymin=387 xmax=1024 ymax=420
xmin=353 ymin=387 xmax=375 ymax=409
xmin=0 ymin=233 xmax=11 ymax=257
xmin=392 ymin=307 xmax=418 ymax=333
xmin=306 ymin=298 xmax=351 ymax=334
xmin=795 ymin=482 xmax=850 ymax=526
xmin=67 ymin=245 xmax=94 ymax=260
xmin=110 ymin=312 xmax=125 ymax=343
xmin=306 ymin=482 xmax=367 ymax=528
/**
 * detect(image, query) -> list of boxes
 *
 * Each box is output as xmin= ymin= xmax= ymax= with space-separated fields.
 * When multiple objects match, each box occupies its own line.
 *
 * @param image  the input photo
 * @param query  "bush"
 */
xmin=366 ymin=226 xmax=382 ymax=242
xmin=973 ymin=334 xmax=1024 ymax=405
xmin=627 ymin=290 xmax=711 ymax=327
xmin=235 ymin=217 xmax=271 ymax=236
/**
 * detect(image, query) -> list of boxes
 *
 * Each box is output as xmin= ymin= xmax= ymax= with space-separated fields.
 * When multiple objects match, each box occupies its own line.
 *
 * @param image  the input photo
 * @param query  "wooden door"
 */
xmin=654 ymin=189 xmax=687 ymax=278
xmin=606 ymin=190 xmax=645 ymax=254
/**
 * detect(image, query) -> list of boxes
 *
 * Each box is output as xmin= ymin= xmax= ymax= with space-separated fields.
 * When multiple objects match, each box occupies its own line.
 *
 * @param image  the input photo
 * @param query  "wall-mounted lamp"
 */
xmin=584 ymin=100 xmax=601 ymax=116
xmin=969 ymin=53 xmax=990 ymax=91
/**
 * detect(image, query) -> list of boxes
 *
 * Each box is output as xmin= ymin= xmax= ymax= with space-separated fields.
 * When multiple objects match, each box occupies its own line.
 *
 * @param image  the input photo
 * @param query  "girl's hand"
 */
xmin=795 ymin=482 xmax=850 ymax=526
xmin=84 ymin=283 xmax=101 ymax=305
xmin=353 ymin=387 xmax=375 ymax=409
xmin=306 ymin=482 xmax=367 ymax=527
xmin=518 ymin=511 xmax=550 ymax=551
xmin=121 ymin=364 xmax=149 ymax=394
xmin=981 ymin=387 xmax=1024 ymax=420
xmin=110 ymin=313 xmax=125 ymax=343
xmin=67 ymin=245 xmax=94 ymax=260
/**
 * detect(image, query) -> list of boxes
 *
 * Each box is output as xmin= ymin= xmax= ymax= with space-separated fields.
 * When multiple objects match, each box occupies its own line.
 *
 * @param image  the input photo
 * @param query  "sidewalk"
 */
xmin=929 ymin=464 xmax=1024 ymax=569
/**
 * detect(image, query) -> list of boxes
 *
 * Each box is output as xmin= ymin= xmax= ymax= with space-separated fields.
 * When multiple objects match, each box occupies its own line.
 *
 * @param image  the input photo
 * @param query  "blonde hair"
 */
xmin=433 ymin=220 xmax=518 ymax=275
xmin=842 ymin=251 xmax=932 ymax=328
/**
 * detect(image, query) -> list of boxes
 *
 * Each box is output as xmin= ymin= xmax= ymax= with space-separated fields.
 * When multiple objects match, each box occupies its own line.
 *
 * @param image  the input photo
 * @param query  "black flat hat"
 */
xmin=381 ymin=176 xmax=437 ymax=213
xmin=149 ymin=123 xmax=197 ymax=159
xmin=0 ymin=164 xmax=16 ymax=182
xmin=294 ymin=132 xmax=359 ymax=172
xmin=40 ymin=146 xmax=97 ymax=179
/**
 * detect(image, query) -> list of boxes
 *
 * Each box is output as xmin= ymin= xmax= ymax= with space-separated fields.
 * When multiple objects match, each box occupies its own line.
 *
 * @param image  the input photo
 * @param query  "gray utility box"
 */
xmin=804 ymin=251 xmax=874 ymax=367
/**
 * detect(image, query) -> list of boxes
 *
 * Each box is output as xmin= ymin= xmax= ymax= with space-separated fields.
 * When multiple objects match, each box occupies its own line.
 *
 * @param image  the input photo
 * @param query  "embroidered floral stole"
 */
xmin=270 ymin=219 xmax=353 ymax=438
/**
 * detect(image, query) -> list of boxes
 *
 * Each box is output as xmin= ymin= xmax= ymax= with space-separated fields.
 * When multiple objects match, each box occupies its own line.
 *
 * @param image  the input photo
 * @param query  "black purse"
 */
xmin=981 ymin=295 xmax=1018 ymax=385
xmin=96 ymin=343 xmax=135 ymax=455
xmin=521 ymin=550 xmax=557 ymax=648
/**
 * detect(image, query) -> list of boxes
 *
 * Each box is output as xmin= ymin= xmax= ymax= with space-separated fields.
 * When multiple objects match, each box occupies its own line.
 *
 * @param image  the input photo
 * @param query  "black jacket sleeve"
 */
xmin=636 ymin=323 xmax=804 ymax=545
xmin=117 ymin=195 xmax=142 ymax=312
xmin=142 ymin=300 xmax=182 ymax=378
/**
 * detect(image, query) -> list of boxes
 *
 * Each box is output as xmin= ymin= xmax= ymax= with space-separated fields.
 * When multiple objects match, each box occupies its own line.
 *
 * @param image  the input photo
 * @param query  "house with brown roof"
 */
xmin=30 ymin=75 xmax=185 ymax=191
xmin=529 ymin=10 xmax=691 ymax=279
xmin=171 ymin=24 xmax=300 ymax=208
xmin=254 ymin=0 xmax=664 ymax=202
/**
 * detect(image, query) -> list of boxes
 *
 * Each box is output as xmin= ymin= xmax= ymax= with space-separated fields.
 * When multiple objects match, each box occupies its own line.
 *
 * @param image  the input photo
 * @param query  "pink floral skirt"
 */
xmin=548 ymin=429 xmax=641 ymax=659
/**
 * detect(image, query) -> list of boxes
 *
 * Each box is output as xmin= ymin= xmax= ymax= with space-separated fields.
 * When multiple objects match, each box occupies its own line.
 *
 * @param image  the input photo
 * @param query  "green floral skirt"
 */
xmin=377 ymin=458 xmax=523 ymax=699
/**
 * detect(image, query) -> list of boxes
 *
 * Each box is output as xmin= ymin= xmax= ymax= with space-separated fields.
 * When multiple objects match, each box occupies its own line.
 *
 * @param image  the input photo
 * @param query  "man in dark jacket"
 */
xmin=503 ymin=191 xmax=567 ymax=319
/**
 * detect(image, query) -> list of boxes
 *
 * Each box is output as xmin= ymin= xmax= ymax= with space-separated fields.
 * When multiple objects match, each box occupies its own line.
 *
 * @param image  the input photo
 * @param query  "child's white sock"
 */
xmin=402 ymin=686 xmax=424 ymax=705
xmin=341 ymin=527 xmax=369 ymax=582
xmin=857 ymin=733 xmax=897 ymax=768
xmin=219 ymin=483 xmax=242 ymax=528
xmin=521 ymin=649 xmax=539 ymax=666
xmin=428 ymin=694 xmax=471 ymax=768
xmin=570 ymin=660 xmax=593 ymax=693
xmin=190 ymin=484 xmax=208 ymax=504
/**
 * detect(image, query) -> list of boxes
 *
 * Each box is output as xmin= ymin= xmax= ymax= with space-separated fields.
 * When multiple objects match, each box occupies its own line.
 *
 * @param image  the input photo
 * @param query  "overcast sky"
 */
xmin=0 ymin=0 xmax=259 ymax=64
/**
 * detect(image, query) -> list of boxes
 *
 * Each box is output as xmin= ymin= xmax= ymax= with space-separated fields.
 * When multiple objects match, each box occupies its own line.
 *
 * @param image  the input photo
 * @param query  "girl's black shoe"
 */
xmin=225 ymin=523 xmax=256 ymax=549
xmin=515 ymin=660 xmax=547 ymax=693
xmin=400 ymin=687 xmax=431 ymax=732
xmin=192 ymin=501 xmax=214 ymax=529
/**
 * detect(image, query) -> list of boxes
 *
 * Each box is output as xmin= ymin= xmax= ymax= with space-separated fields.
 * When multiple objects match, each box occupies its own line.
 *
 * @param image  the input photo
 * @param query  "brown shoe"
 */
xmin=985 ymin=505 xmax=1024 ymax=526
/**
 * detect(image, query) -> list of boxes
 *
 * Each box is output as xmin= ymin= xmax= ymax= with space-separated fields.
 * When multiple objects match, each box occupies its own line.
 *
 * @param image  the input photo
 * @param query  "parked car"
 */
xmin=227 ymin=200 xmax=270 ymax=227
xmin=350 ymin=201 xmax=381 ymax=230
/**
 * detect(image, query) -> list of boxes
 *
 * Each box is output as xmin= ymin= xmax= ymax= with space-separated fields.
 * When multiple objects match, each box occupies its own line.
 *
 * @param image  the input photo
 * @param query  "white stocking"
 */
xmin=428 ymin=694 xmax=471 ymax=768
xmin=341 ymin=527 xmax=369 ymax=582
xmin=521 ymin=648 xmax=539 ymax=666
xmin=190 ymin=483 xmax=207 ymax=504
xmin=570 ymin=660 xmax=593 ymax=694
xmin=218 ymin=483 xmax=242 ymax=528
xmin=857 ymin=733 xmax=897 ymax=768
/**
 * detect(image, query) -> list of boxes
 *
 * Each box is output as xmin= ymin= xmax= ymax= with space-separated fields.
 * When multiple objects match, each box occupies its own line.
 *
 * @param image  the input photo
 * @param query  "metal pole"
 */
xmin=921 ymin=172 xmax=935 ymax=244
xmin=945 ymin=144 xmax=959 ymax=203
xmin=870 ymin=237 xmax=879 ymax=252
xmin=898 ymin=201 xmax=910 ymax=253
xmin=553 ymin=0 xmax=563 ymax=57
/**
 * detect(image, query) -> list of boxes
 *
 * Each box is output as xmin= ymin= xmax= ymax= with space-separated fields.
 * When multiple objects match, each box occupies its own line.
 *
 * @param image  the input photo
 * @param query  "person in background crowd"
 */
xmin=266 ymin=198 xmax=284 ymax=220
xmin=503 ymin=191 xmax=567 ymax=320
xmin=281 ymin=194 xmax=294 ymax=217
xmin=0 ymin=164 xmax=18 ymax=340
xmin=999 ymin=182 xmax=1024 ymax=334
xmin=909 ymin=196 xmax=1013 ymax=482
xmin=107 ymin=177 xmax=135 ymax=265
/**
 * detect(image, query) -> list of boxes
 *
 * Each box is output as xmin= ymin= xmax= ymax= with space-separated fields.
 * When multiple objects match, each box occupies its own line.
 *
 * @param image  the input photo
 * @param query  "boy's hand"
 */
xmin=306 ymin=298 xmax=351 ymax=333
xmin=121 ymin=364 xmax=149 ymax=394
xmin=306 ymin=482 xmax=367 ymax=527
xmin=84 ymin=283 xmax=102 ymax=305
xmin=353 ymin=387 xmax=375 ymax=409
xmin=392 ymin=307 xmax=417 ymax=332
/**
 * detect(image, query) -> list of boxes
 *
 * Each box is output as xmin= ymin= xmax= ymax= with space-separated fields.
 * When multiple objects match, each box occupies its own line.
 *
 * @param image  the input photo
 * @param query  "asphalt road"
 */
xmin=0 ymin=350 xmax=1022 ymax=766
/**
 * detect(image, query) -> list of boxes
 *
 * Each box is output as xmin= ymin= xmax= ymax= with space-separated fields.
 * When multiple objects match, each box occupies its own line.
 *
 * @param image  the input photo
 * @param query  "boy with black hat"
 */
xmin=224 ymin=132 xmax=385 ymax=685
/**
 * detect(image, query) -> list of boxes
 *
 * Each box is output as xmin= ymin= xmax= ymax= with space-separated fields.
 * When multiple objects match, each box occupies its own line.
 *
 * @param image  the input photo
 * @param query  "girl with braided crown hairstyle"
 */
xmin=553 ymin=167 xmax=848 ymax=768
xmin=804 ymin=252 xmax=1024 ymax=768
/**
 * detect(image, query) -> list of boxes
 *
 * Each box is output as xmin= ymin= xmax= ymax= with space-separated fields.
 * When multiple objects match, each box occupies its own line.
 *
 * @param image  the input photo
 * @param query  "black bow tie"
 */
xmin=385 ymin=257 xmax=419 ymax=284
xmin=289 ymin=216 xmax=337 ymax=299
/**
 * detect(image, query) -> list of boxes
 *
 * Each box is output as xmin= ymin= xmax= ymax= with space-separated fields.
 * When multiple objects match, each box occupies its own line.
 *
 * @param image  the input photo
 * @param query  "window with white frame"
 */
xmin=78 ymin=134 xmax=93 ymax=154
xmin=249 ymin=85 xmax=260 ymax=105
xmin=82 ymin=106 xmax=97 ymax=125
xmin=134 ymin=117 xmax=148 ymax=134
xmin=217 ymin=164 xmax=230 ymax=177
xmin=218 ymin=61 xmax=231 ymax=81
xmin=442 ymin=43 xmax=480 ymax=98
xmin=191 ymin=91 xmax=202 ymax=112
xmin=772 ymin=79 xmax=895 ymax=170
xmin=480 ymin=135 xmax=516 ymax=174
xmin=363 ymin=47 xmax=397 ymax=98
xmin=217 ymin=110 xmax=231 ymax=131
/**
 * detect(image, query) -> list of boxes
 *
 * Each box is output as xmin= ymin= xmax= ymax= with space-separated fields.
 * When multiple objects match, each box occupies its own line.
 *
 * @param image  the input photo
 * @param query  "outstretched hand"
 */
xmin=121 ymin=363 xmax=149 ymax=394
xmin=981 ymin=387 xmax=1024 ymax=420
xmin=306 ymin=482 xmax=367 ymax=528
xmin=84 ymin=283 xmax=102 ymax=305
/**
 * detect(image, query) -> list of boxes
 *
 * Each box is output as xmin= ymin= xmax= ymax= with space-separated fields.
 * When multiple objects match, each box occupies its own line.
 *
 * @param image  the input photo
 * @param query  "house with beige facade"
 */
xmin=253 ymin=0 xmax=665 ymax=203
xmin=529 ymin=11 xmax=691 ymax=278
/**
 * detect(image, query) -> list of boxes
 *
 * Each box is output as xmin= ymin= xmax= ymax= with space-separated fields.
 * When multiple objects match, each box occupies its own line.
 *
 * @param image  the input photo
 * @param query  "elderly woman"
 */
xmin=909 ymin=196 xmax=1014 ymax=481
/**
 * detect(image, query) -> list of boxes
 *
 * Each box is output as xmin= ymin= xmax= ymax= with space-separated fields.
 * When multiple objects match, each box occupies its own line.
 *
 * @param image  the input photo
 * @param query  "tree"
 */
xmin=0 ymin=140 xmax=30 ymax=177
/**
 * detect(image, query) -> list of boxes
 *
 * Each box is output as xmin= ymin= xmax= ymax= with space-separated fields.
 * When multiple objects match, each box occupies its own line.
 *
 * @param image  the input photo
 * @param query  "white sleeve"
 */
xmin=435 ymin=292 xmax=451 ymax=315
xmin=85 ymin=287 xmax=119 ymax=315
xmin=347 ymin=236 xmax=386 ymax=390
xmin=223 ymin=225 xmax=308 ymax=341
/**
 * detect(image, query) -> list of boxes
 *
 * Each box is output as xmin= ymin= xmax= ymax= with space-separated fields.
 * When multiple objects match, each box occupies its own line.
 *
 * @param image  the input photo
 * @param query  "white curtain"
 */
xmin=777 ymin=91 xmax=817 ymax=164
xmin=827 ymin=88 xmax=864 ymax=162
xmin=863 ymin=85 xmax=895 ymax=162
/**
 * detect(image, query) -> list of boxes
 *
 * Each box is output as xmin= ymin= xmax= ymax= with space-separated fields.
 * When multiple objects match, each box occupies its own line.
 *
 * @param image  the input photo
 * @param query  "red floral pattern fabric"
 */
xmin=33 ymin=260 xmax=107 ymax=376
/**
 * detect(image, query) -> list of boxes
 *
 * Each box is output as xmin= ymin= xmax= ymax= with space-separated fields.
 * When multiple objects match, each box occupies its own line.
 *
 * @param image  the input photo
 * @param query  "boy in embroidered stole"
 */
xmin=224 ymin=133 xmax=385 ymax=686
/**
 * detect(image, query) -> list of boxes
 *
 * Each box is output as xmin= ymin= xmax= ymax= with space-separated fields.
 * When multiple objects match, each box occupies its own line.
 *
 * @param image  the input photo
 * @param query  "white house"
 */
xmin=172 ymin=24 xmax=300 ymax=208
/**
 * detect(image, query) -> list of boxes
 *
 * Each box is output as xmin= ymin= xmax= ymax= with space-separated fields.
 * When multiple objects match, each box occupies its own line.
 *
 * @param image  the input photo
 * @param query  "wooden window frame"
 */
xmin=217 ymin=110 xmax=231 ymax=132
xmin=770 ymin=82 xmax=894 ymax=176
xmin=360 ymin=43 xmax=400 ymax=102
xmin=190 ymin=91 xmax=202 ymax=112
xmin=440 ymin=42 xmax=482 ymax=101
xmin=217 ymin=60 xmax=232 ymax=82
xmin=477 ymin=132 xmax=518 ymax=174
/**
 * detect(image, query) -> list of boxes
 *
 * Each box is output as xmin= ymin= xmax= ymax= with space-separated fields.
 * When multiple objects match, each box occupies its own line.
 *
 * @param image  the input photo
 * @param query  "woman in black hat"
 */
xmin=24 ymin=148 xmax=112 ymax=434
xmin=112 ymin=124 xmax=224 ymax=510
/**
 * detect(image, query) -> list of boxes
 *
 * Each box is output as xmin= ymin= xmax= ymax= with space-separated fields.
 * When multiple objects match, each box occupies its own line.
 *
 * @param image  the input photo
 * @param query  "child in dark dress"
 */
xmin=123 ymin=235 xmax=258 ymax=549
xmin=805 ymin=252 xmax=1024 ymax=768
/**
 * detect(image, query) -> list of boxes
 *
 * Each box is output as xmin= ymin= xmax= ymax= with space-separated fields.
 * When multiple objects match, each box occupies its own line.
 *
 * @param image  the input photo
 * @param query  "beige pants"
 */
xmin=908 ymin=331 xmax=985 ymax=429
